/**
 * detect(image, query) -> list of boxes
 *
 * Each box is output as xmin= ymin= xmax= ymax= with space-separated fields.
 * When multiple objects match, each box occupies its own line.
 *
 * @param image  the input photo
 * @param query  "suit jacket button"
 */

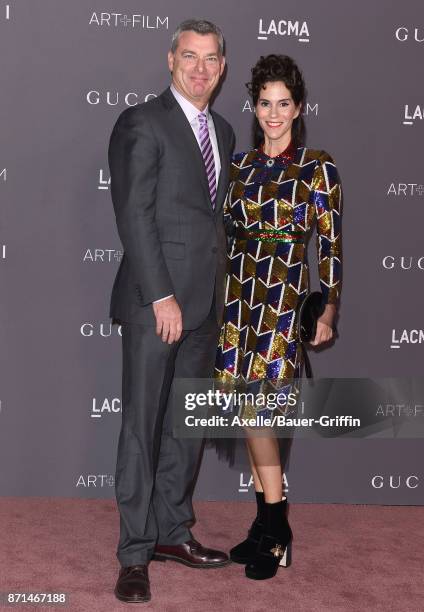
xmin=211 ymin=247 xmax=217 ymax=253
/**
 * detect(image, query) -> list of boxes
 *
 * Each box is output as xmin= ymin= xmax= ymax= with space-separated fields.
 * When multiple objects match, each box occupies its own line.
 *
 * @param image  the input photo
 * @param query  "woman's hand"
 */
xmin=309 ymin=303 xmax=337 ymax=347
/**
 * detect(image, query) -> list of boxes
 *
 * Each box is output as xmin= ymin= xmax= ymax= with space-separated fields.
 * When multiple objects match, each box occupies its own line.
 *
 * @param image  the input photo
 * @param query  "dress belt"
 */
xmin=235 ymin=226 xmax=304 ymax=243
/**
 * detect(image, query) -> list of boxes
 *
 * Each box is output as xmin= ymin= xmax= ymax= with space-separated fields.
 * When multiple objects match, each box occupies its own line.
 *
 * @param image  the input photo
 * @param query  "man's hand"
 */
xmin=152 ymin=296 xmax=183 ymax=344
xmin=309 ymin=303 xmax=336 ymax=347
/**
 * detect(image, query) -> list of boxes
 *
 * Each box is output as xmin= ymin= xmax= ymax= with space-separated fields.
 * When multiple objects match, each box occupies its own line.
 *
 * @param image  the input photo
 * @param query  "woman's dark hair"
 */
xmin=246 ymin=54 xmax=306 ymax=148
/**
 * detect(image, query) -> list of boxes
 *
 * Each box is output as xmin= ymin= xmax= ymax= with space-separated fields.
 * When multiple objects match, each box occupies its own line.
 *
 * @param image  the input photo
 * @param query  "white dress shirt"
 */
xmin=170 ymin=83 xmax=221 ymax=184
xmin=154 ymin=85 xmax=221 ymax=304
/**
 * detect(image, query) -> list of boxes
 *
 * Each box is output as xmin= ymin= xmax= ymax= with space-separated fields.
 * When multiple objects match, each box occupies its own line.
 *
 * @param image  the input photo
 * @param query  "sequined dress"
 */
xmin=215 ymin=143 xmax=342 ymax=400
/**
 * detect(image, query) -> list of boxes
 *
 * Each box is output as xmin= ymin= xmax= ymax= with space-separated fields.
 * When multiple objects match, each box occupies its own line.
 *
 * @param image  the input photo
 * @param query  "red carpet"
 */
xmin=0 ymin=498 xmax=422 ymax=611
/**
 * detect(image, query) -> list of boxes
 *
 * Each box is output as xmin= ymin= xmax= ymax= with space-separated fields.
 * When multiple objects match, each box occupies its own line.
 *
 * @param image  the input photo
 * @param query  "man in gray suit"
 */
xmin=108 ymin=19 xmax=235 ymax=603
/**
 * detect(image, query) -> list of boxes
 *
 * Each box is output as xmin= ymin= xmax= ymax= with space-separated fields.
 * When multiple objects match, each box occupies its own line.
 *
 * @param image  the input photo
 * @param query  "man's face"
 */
xmin=168 ymin=30 xmax=225 ymax=109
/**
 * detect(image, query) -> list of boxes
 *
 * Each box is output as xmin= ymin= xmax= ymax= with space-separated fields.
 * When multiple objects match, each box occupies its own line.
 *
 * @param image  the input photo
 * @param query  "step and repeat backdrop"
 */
xmin=1 ymin=1 xmax=423 ymax=504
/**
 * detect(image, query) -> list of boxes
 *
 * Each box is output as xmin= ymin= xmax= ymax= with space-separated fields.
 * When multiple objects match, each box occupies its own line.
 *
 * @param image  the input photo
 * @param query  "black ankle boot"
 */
xmin=230 ymin=491 xmax=265 ymax=564
xmin=245 ymin=499 xmax=293 ymax=580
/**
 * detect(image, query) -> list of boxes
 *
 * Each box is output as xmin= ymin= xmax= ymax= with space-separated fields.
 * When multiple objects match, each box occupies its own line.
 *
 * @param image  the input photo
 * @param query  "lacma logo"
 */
xmin=98 ymin=169 xmax=110 ymax=190
xmin=86 ymin=91 xmax=157 ymax=107
xmin=258 ymin=19 xmax=310 ymax=42
xmin=390 ymin=329 xmax=424 ymax=349
xmin=395 ymin=27 xmax=424 ymax=42
xmin=89 ymin=12 xmax=168 ymax=30
xmin=403 ymin=104 xmax=424 ymax=126
xmin=239 ymin=472 xmax=289 ymax=494
xmin=91 ymin=397 xmax=121 ymax=418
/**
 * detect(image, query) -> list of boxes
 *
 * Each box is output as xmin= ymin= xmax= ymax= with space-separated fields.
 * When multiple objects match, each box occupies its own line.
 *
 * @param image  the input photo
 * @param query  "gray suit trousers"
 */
xmin=115 ymin=300 xmax=219 ymax=567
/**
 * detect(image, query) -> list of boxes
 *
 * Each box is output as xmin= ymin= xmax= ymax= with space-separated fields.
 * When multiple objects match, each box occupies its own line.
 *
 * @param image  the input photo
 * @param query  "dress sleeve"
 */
xmin=309 ymin=151 xmax=342 ymax=305
xmin=223 ymin=181 xmax=234 ymax=235
xmin=224 ymin=156 xmax=239 ymax=241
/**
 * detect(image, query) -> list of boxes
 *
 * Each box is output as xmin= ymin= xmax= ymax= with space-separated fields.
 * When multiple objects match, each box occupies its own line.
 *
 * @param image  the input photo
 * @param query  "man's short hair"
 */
xmin=171 ymin=19 xmax=225 ymax=55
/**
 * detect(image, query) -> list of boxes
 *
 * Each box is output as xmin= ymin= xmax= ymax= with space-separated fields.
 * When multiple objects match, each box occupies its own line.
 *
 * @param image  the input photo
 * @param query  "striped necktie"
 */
xmin=198 ymin=112 xmax=216 ymax=208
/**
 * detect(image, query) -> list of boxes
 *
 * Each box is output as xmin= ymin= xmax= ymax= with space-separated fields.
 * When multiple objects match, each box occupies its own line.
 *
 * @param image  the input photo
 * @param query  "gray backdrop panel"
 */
xmin=0 ymin=0 xmax=423 ymax=503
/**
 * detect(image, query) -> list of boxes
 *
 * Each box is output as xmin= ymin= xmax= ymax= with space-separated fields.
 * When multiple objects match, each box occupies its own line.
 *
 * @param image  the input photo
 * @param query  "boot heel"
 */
xmin=279 ymin=539 xmax=292 ymax=568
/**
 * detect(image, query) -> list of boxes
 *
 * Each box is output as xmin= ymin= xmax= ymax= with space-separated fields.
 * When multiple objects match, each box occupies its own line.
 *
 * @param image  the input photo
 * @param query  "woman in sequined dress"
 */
xmin=214 ymin=55 xmax=342 ymax=580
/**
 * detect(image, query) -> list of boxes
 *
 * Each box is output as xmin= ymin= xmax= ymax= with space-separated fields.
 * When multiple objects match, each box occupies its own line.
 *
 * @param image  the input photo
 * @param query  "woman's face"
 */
xmin=255 ymin=80 xmax=301 ymax=145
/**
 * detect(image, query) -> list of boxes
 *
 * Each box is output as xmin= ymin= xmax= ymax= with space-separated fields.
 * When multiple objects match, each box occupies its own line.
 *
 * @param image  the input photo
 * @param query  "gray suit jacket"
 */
xmin=108 ymin=87 xmax=235 ymax=329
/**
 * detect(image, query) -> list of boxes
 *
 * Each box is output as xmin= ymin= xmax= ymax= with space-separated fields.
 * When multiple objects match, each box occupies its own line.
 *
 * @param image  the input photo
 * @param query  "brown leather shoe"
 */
xmin=153 ymin=538 xmax=231 ymax=568
xmin=114 ymin=564 xmax=151 ymax=603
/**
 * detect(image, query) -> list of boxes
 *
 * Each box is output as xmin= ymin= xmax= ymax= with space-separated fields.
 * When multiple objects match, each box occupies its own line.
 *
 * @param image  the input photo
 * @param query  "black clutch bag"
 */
xmin=297 ymin=291 xmax=325 ymax=343
xmin=296 ymin=291 xmax=325 ymax=378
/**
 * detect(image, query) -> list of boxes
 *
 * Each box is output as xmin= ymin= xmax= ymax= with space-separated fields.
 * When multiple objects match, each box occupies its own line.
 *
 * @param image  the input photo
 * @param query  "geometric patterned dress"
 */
xmin=214 ymin=141 xmax=342 ymax=413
